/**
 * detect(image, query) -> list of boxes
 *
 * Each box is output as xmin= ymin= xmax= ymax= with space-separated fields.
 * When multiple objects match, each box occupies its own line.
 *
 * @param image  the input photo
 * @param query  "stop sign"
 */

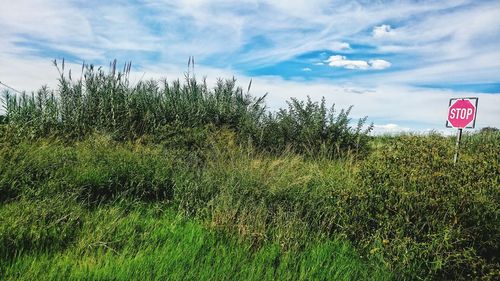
xmin=447 ymin=98 xmax=477 ymax=128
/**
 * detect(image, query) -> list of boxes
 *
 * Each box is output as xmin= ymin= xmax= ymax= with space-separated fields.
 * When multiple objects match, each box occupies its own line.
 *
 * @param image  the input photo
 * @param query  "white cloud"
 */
xmin=372 ymin=24 xmax=395 ymax=38
xmin=369 ymin=59 xmax=392 ymax=70
xmin=370 ymin=2 xmax=500 ymax=63
xmin=331 ymin=41 xmax=351 ymax=51
xmin=326 ymin=55 xmax=369 ymax=69
xmin=377 ymin=123 xmax=398 ymax=130
xmin=0 ymin=55 xmax=60 ymax=92
xmin=372 ymin=123 xmax=411 ymax=135
xmin=301 ymin=67 xmax=312 ymax=71
xmin=365 ymin=51 xmax=500 ymax=85
xmin=325 ymin=55 xmax=391 ymax=70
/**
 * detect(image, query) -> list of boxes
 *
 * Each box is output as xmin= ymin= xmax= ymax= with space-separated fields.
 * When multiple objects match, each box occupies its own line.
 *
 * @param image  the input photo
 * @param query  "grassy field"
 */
xmin=0 ymin=63 xmax=498 ymax=280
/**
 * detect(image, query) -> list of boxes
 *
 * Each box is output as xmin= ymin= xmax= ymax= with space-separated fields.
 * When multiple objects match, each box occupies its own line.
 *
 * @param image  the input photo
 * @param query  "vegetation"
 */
xmin=1 ymin=199 xmax=391 ymax=281
xmin=0 ymin=61 xmax=498 ymax=280
xmin=480 ymin=126 xmax=499 ymax=134
xmin=2 ymin=60 xmax=371 ymax=157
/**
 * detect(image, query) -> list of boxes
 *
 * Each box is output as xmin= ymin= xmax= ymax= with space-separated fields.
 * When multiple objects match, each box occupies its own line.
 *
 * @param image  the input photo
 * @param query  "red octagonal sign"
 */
xmin=447 ymin=98 xmax=478 ymax=128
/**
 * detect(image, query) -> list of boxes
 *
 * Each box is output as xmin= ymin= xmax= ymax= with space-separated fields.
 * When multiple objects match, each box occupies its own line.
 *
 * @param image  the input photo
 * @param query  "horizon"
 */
xmin=1 ymin=0 xmax=499 ymax=134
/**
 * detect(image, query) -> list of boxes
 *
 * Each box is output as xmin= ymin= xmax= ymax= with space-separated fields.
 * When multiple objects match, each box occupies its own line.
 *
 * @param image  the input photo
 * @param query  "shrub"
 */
xmin=71 ymin=137 xmax=177 ymax=204
xmin=0 ymin=140 xmax=76 ymax=202
xmin=357 ymin=134 xmax=499 ymax=279
xmin=0 ymin=136 xmax=181 ymax=204
xmin=256 ymin=97 xmax=372 ymax=157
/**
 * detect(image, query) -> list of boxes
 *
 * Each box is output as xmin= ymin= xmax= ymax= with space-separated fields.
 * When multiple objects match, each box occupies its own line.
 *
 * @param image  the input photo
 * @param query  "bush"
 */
xmin=256 ymin=97 xmax=372 ymax=157
xmin=0 ymin=140 xmax=76 ymax=202
xmin=357 ymin=134 xmax=499 ymax=279
xmin=71 ymin=138 xmax=177 ymax=204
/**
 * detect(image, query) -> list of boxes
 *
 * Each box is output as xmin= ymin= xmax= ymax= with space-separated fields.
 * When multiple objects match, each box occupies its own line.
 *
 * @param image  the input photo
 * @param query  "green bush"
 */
xmin=357 ymin=134 xmax=499 ymax=279
xmin=256 ymin=97 xmax=372 ymax=157
xmin=71 ymin=138 xmax=177 ymax=204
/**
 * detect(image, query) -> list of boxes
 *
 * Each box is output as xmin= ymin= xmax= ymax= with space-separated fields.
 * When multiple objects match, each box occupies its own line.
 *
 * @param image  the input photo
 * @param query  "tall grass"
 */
xmin=0 ymin=132 xmax=498 ymax=279
xmin=1 ymin=60 xmax=371 ymax=157
xmin=3 ymin=60 xmax=266 ymax=139
xmin=0 ymin=199 xmax=391 ymax=281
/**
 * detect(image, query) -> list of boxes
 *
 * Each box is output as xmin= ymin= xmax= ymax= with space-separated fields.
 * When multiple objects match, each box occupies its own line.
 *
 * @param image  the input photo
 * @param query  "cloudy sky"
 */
xmin=1 ymin=0 xmax=499 ymax=134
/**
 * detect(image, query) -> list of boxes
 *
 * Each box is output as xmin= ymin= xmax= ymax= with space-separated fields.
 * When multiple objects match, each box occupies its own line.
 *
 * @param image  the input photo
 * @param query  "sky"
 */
xmin=0 ymin=0 xmax=499 ymax=134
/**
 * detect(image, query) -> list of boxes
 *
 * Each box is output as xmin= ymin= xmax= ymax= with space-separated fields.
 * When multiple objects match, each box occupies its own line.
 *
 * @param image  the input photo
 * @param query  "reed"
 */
xmin=1 ymin=60 xmax=371 ymax=157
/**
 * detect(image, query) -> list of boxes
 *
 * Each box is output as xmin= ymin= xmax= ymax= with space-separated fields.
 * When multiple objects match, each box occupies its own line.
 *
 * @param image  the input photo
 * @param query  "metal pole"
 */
xmin=453 ymin=128 xmax=462 ymax=164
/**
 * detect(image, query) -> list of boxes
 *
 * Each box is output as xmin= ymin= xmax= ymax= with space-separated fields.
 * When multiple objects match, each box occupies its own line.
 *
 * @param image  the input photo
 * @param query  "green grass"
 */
xmin=0 ymin=200 xmax=391 ymax=281
xmin=0 ymin=132 xmax=498 ymax=280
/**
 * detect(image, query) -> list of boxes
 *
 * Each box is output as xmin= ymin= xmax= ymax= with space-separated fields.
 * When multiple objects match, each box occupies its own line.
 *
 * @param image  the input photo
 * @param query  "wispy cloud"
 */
xmin=0 ymin=0 xmax=499 ymax=130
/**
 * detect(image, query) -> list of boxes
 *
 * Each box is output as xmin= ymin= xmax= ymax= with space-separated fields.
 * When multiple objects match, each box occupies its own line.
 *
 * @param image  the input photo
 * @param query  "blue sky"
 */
xmin=1 ymin=0 xmax=499 ymax=133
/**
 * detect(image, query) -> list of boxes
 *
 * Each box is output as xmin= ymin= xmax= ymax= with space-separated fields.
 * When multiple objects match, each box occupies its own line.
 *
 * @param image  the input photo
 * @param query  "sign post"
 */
xmin=453 ymin=128 xmax=462 ymax=164
xmin=446 ymin=97 xmax=478 ymax=164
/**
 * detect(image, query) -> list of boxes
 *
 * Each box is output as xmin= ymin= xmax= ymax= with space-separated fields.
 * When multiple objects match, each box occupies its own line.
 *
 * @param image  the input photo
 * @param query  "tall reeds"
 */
xmin=1 ymin=60 xmax=371 ymax=157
